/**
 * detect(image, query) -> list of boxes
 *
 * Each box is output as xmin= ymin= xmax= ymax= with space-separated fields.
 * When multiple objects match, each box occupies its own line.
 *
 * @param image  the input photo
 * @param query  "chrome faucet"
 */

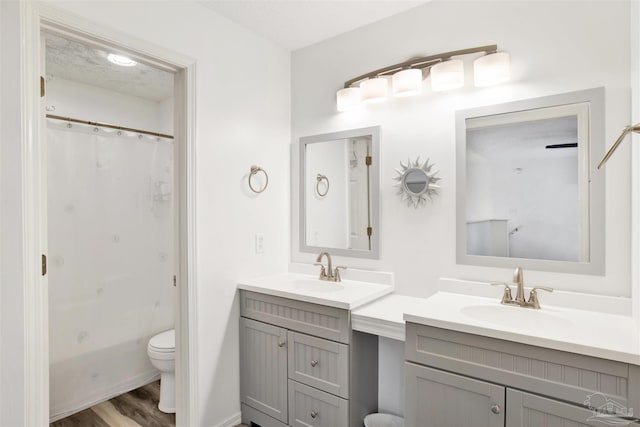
xmin=492 ymin=267 xmax=553 ymax=309
xmin=314 ymin=252 xmax=347 ymax=282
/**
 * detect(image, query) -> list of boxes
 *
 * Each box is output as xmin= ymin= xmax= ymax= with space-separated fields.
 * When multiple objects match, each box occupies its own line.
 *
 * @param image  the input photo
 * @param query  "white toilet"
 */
xmin=147 ymin=329 xmax=175 ymax=413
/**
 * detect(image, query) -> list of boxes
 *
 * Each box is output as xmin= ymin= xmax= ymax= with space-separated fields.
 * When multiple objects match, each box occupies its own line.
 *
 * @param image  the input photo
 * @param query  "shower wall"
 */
xmin=47 ymin=79 xmax=175 ymax=420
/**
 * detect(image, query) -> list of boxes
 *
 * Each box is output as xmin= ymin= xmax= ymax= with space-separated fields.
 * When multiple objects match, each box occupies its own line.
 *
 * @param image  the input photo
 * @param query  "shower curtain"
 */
xmin=47 ymin=119 xmax=175 ymax=420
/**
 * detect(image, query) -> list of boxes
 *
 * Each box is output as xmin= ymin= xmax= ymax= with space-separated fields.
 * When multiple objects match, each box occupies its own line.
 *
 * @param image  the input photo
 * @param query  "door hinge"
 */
xmin=173 ymin=275 xmax=177 ymax=287
xmin=41 ymin=254 xmax=47 ymax=276
xmin=365 ymin=155 xmax=372 ymax=166
xmin=367 ymin=227 xmax=373 ymax=237
xmin=40 ymin=76 xmax=45 ymax=97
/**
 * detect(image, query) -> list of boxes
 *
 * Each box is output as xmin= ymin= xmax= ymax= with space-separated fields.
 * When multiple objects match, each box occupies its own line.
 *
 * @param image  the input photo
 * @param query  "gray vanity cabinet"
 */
xmin=240 ymin=317 xmax=288 ymax=424
xmin=405 ymin=362 xmax=504 ymax=427
xmin=405 ymin=322 xmax=640 ymax=427
xmin=507 ymin=389 xmax=617 ymax=427
xmin=239 ymin=290 xmax=377 ymax=427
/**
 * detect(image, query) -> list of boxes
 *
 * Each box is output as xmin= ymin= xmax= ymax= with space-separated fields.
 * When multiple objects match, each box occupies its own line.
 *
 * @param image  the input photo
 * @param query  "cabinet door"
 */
xmin=240 ymin=317 xmax=288 ymax=424
xmin=507 ymin=389 xmax=640 ymax=427
xmin=405 ymin=362 xmax=505 ymax=427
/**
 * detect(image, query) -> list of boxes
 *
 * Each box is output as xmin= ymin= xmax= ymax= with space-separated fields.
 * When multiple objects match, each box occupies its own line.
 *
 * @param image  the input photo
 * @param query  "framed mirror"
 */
xmin=300 ymin=126 xmax=380 ymax=259
xmin=456 ymin=88 xmax=605 ymax=274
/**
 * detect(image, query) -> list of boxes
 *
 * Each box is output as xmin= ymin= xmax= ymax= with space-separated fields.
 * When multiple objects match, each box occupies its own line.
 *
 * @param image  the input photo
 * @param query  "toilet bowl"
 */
xmin=148 ymin=329 xmax=175 ymax=413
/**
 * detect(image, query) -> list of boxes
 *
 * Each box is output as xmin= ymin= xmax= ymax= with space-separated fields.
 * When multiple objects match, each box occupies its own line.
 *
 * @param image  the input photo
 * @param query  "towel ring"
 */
xmin=316 ymin=174 xmax=330 ymax=197
xmin=248 ymin=165 xmax=268 ymax=194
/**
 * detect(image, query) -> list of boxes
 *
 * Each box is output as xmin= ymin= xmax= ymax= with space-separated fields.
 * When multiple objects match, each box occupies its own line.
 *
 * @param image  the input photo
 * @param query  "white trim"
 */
xmin=631 ymin=0 xmax=640 ymax=324
xmin=23 ymin=4 xmax=198 ymax=426
xmin=213 ymin=412 xmax=242 ymax=427
xmin=352 ymin=316 xmax=405 ymax=341
xmin=49 ymin=372 xmax=160 ymax=423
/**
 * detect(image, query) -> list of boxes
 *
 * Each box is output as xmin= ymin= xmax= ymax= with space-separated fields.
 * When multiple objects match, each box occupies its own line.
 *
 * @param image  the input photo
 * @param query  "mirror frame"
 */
xmin=455 ymin=88 xmax=605 ymax=275
xmin=299 ymin=126 xmax=380 ymax=259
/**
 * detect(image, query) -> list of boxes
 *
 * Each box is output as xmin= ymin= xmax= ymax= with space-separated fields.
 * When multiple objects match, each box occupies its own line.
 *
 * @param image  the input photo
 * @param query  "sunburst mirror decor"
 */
xmin=393 ymin=157 xmax=441 ymax=208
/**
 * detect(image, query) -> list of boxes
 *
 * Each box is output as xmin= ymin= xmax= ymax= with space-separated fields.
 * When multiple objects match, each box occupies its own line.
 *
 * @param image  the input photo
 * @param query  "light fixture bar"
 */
xmin=343 ymin=44 xmax=497 ymax=88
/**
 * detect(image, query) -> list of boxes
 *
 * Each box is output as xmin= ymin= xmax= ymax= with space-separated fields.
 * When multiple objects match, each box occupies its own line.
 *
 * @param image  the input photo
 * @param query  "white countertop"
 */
xmin=237 ymin=273 xmax=394 ymax=310
xmin=352 ymin=294 xmax=426 ymax=341
xmin=403 ymin=292 xmax=640 ymax=365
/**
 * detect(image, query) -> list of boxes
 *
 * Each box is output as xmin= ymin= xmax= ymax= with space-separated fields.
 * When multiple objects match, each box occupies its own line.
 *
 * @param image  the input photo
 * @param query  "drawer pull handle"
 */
xmin=310 ymin=410 xmax=319 ymax=419
xmin=490 ymin=404 xmax=501 ymax=415
xmin=310 ymin=360 xmax=319 ymax=367
xmin=277 ymin=341 xmax=286 ymax=348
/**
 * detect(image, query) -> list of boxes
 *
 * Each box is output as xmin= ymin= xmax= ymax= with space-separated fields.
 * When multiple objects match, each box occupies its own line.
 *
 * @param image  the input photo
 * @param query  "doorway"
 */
xmin=23 ymin=7 xmax=197 ymax=426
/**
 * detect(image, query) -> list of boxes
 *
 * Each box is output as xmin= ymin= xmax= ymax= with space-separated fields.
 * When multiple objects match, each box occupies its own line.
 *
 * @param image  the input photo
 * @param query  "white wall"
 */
xmin=46 ymin=77 xmax=172 ymax=133
xmin=0 ymin=1 xmax=26 ymax=425
xmin=1 ymin=1 xmax=291 ymax=426
xmin=292 ymin=1 xmax=632 ymax=299
xmin=291 ymin=2 xmax=632 ymax=416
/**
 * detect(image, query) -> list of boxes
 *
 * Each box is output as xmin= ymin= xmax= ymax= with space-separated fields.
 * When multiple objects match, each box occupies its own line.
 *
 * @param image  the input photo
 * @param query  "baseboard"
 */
xmin=214 ymin=411 xmax=242 ymax=427
xmin=49 ymin=370 xmax=160 ymax=422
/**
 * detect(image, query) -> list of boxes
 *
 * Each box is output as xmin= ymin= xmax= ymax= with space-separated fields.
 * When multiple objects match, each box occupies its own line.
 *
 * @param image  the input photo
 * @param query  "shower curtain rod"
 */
xmin=46 ymin=114 xmax=174 ymax=139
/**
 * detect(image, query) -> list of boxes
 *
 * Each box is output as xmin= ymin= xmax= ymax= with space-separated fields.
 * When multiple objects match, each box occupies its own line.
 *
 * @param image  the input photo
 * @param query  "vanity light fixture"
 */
xmin=473 ymin=51 xmax=510 ymax=87
xmin=392 ymin=68 xmax=423 ymax=97
xmin=336 ymin=45 xmax=510 ymax=111
xmin=360 ymin=76 xmax=389 ymax=103
xmin=107 ymin=53 xmax=137 ymax=67
xmin=430 ymin=59 xmax=464 ymax=92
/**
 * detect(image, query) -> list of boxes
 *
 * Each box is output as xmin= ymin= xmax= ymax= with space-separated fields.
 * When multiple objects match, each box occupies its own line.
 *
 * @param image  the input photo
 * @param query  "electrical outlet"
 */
xmin=255 ymin=233 xmax=264 ymax=254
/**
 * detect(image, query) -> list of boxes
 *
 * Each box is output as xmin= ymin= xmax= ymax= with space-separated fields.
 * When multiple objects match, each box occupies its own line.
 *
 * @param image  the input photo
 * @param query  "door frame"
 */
xmin=21 ymin=3 xmax=199 ymax=426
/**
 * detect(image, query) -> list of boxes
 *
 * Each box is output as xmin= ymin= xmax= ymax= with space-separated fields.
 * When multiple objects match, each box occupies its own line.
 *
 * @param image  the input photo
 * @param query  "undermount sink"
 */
xmin=291 ymin=279 xmax=344 ymax=293
xmin=460 ymin=304 xmax=573 ymax=330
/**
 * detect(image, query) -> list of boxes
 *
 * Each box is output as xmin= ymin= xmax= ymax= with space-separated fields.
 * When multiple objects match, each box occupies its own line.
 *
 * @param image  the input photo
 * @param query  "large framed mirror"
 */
xmin=456 ymin=88 xmax=605 ymax=274
xmin=300 ymin=126 xmax=380 ymax=259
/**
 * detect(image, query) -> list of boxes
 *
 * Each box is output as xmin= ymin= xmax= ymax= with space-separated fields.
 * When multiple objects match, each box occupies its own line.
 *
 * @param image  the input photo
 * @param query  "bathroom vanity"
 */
xmin=237 ymin=273 xmax=393 ymax=427
xmin=403 ymin=292 xmax=640 ymax=427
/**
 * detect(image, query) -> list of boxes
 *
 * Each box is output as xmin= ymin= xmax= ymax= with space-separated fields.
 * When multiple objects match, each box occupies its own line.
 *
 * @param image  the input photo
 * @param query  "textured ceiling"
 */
xmin=200 ymin=0 xmax=429 ymax=51
xmin=45 ymin=33 xmax=174 ymax=102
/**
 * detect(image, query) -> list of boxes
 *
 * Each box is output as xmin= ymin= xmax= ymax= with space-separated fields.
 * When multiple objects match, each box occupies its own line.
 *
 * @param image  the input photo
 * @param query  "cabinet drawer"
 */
xmin=241 ymin=290 xmax=350 ymax=343
xmin=288 ymin=331 xmax=349 ymax=398
xmin=288 ymin=380 xmax=348 ymax=427
xmin=406 ymin=322 xmax=640 ymax=411
xmin=241 ymin=403 xmax=288 ymax=427
xmin=506 ymin=389 xmax=640 ymax=427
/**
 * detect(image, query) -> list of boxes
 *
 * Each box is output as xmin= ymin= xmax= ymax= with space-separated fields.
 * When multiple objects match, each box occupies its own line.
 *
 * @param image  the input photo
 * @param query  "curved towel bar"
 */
xmin=316 ymin=174 xmax=329 ymax=197
xmin=248 ymin=166 xmax=269 ymax=194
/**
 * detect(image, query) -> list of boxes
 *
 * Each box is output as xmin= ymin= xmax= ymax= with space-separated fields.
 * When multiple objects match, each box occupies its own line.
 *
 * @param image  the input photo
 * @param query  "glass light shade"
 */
xmin=336 ymin=87 xmax=361 ymax=112
xmin=392 ymin=68 xmax=422 ymax=97
xmin=474 ymin=52 xmax=510 ymax=87
xmin=430 ymin=59 xmax=464 ymax=92
xmin=360 ymin=77 xmax=389 ymax=103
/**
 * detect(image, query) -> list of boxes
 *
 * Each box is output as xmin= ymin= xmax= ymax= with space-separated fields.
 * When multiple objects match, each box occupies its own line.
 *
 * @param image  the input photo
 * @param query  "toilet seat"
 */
xmin=149 ymin=329 xmax=175 ymax=351
xmin=148 ymin=329 xmax=175 ymax=360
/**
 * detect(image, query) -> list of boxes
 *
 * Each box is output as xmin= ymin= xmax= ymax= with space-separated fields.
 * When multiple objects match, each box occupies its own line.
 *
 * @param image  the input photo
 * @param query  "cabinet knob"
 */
xmin=310 ymin=360 xmax=319 ymax=367
xmin=277 ymin=341 xmax=286 ymax=348
xmin=310 ymin=410 xmax=319 ymax=419
xmin=490 ymin=404 xmax=501 ymax=415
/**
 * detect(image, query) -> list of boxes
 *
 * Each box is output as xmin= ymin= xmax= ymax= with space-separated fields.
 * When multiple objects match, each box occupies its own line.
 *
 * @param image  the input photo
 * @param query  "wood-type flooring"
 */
xmin=50 ymin=381 xmax=175 ymax=427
